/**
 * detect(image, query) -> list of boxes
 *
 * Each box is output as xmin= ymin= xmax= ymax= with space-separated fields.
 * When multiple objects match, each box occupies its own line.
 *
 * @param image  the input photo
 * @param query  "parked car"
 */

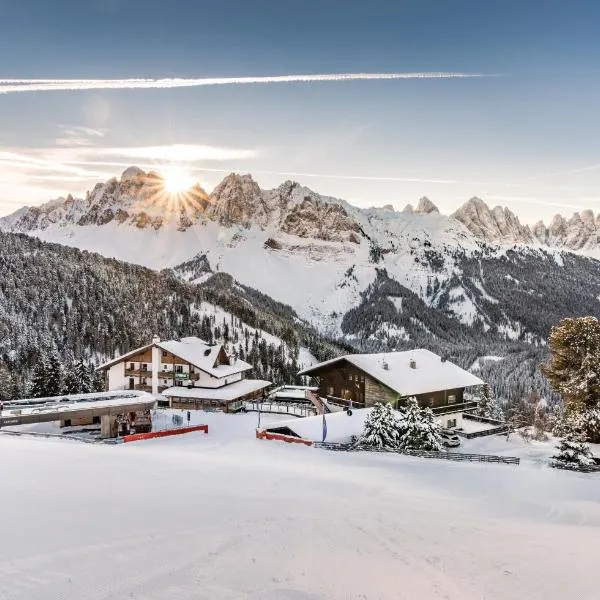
xmin=440 ymin=430 xmax=461 ymax=448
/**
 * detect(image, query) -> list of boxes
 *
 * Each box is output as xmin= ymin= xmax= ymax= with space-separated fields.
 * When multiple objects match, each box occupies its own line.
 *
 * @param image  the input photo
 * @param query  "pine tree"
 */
xmin=91 ymin=369 xmax=105 ymax=392
xmin=541 ymin=316 xmax=600 ymax=409
xmin=399 ymin=397 xmax=443 ymax=451
xmin=75 ymin=361 xmax=92 ymax=393
xmin=29 ymin=359 xmax=49 ymax=398
xmin=355 ymin=402 xmax=402 ymax=449
xmin=62 ymin=368 xmax=81 ymax=395
xmin=582 ymin=407 xmax=600 ymax=444
xmin=551 ymin=422 xmax=596 ymax=470
xmin=474 ymin=384 xmax=504 ymax=421
xmin=45 ymin=352 xmax=63 ymax=397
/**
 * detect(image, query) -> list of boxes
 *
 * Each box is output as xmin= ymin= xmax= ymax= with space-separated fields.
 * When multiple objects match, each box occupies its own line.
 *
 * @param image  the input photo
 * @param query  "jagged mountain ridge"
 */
xmin=452 ymin=196 xmax=600 ymax=252
xmin=4 ymin=167 xmax=600 ymax=253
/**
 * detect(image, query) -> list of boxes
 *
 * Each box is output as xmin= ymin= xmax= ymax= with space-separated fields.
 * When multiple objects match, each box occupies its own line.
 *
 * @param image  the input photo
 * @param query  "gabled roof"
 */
xmin=98 ymin=336 xmax=251 ymax=378
xmin=157 ymin=338 xmax=251 ymax=378
xmin=298 ymin=349 xmax=483 ymax=397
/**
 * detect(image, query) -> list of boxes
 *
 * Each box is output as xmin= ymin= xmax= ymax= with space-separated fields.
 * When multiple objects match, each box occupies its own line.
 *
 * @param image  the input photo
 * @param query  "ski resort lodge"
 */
xmin=99 ymin=336 xmax=271 ymax=412
xmin=298 ymin=349 xmax=484 ymax=429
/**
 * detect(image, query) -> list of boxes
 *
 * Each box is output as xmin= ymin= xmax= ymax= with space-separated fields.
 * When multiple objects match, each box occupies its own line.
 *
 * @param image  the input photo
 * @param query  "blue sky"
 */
xmin=1 ymin=0 xmax=600 ymax=221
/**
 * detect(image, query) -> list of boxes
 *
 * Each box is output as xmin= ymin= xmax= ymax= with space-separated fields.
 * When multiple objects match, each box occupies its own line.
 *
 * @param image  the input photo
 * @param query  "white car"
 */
xmin=440 ymin=430 xmax=461 ymax=448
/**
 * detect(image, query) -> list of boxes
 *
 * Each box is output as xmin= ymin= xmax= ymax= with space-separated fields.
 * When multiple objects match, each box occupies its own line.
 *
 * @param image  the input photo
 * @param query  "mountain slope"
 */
xmin=0 ymin=231 xmax=344 ymax=391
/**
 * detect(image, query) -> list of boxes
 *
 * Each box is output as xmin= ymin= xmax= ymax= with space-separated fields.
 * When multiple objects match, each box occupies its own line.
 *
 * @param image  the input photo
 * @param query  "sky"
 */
xmin=1 ymin=0 xmax=600 ymax=222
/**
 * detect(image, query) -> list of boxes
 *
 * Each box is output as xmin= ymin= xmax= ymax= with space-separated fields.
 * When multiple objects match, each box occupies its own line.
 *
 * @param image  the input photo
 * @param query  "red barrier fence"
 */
xmin=256 ymin=429 xmax=313 ymax=447
xmin=123 ymin=424 xmax=208 ymax=443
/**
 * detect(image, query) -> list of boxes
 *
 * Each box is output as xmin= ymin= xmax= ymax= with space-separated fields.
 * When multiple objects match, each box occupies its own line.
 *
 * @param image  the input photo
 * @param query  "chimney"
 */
xmin=382 ymin=360 xmax=389 ymax=370
xmin=152 ymin=335 xmax=160 ymax=344
xmin=409 ymin=359 xmax=416 ymax=369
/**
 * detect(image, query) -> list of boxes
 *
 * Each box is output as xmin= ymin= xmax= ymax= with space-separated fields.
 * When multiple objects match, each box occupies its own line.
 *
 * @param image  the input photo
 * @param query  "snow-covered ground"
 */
xmin=1 ymin=411 xmax=599 ymax=600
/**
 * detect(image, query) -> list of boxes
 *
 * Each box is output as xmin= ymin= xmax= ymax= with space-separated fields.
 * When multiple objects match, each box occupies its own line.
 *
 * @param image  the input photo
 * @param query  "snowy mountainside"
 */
xmin=3 ymin=168 xmax=600 ymax=387
xmin=0 ymin=231 xmax=336 ymax=389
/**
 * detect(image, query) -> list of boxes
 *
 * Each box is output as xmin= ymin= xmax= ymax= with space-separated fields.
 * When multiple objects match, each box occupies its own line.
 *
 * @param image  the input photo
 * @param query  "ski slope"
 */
xmin=1 ymin=412 xmax=599 ymax=600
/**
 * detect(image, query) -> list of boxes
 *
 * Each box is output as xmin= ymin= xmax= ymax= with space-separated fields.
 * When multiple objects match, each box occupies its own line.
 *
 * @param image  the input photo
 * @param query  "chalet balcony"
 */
xmin=125 ymin=369 xmax=152 ymax=376
xmin=430 ymin=401 xmax=477 ymax=416
xmin=157 ymin=371 xmax=197 ymax=380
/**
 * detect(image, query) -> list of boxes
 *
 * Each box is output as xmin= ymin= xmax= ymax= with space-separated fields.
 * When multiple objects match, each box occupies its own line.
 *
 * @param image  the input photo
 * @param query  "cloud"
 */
xmin=0 ymin=72 xmax=495 ymax=94
xmin=99 ymin=144 xmax=257 ymax=162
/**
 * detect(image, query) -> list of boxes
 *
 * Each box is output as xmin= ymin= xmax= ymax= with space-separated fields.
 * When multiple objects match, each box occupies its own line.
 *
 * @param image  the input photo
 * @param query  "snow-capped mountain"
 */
xmin=452 ymin=196 xmax=600 ymax=253
xmin=2 ymin=167 xmax=210 ymax=232
xmin=3 ymin=167 xmax=600 ymax=354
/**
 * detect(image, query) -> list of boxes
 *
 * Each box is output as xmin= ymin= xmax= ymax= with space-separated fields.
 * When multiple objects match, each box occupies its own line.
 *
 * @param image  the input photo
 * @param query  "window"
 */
xmin=447 ymin=394 xmax=456 ymax=404
xmin=447 ymin=418 xmax=457 ymax=428
xmin=175 ymin=365 xmax=183 ymax=373
xmin=129 ymin=362 xmax=134 ymax=371
xmin=92 ymin=416 xmax=100 ymax=425
xmin=163 ymin=379 xmax=168 ymax=385
xmin=175 ymin=380 xmax=183 ymax=387
xmin=162 ymin=350 xmax=168 ymax=357
xmin=328 ymin=387 xmax=334 ymax=396
xmin=141 ymin=364 xmax=148 ymax=372
xmin=162 ymin=364 xmax=168 ymax=371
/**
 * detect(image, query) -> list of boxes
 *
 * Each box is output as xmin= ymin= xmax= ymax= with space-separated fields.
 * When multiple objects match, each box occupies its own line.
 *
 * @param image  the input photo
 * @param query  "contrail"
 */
xmin=0 ymin=72 xmax=494 ymax=94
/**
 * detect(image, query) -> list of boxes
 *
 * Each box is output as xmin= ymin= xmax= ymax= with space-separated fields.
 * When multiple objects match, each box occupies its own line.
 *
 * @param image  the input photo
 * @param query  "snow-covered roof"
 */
xmin=4 ymin=391 xmax=155 ymax=417
xmin=157 ymin=337 xmax=251 ymax=378
xmin=161 ymin=379 xmax=271 ymax=402
xmin=298 ymin=349 xmax=484 ymax=396
xmin=98 ymin=336 xmax=251 ymax=378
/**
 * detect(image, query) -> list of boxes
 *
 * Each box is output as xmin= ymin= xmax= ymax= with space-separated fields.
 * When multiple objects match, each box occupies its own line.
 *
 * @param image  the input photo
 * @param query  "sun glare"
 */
xmin=162 ymin=168 xmax=195 ymax=194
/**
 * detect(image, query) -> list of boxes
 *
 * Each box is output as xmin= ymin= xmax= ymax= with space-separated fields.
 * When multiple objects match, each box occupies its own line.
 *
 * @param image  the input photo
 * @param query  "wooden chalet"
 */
xmin=298 ymin=349 xmax=484 ymax=429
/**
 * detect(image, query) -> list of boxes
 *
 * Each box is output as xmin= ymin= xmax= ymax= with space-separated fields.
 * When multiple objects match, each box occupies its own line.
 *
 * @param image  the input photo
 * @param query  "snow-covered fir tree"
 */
xmin=62 ymin=369 xmax=81 ymax=395
xmin=29 ymin=359 xmax=49 ymax=398
xmin=398 ymin=397 xmax=443 ymax=451
xmin=45 ymin=352 xmax=63 ymax=397
xmin=551 ymin=422 xmax=596 ymax=470
xmin=355 ymin=402 xmax=402 ymax=449
xmin=474 ymin=384 xmax=504 ymax=421
xmin=91 ymin=368 xmax=105 ymax=393
xmin=582 ymin=407 xmax=600 ymax=444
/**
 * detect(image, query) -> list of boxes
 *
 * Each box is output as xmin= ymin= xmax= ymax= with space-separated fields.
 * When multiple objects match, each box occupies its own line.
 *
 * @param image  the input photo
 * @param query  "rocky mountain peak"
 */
xmin=207 ymin=173 xmax=266 ymax=228
xmin=452 ymin=197 xmax=533 ymax=244
xmin=414 ymin=197 xmax=439 ymax=214
xmin=120 ymin=166 xmax=146 ymax=181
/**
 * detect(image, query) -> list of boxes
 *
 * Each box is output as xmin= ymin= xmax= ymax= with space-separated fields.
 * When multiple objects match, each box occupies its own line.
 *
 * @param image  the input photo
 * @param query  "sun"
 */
xmin=161 ymin=167 xmax=195 ymax=194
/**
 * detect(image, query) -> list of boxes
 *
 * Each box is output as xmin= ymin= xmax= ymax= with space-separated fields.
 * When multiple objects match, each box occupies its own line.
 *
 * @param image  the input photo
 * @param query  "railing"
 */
xmin=431 ymin=401 xmax=478 ymax=416
xmin=457 ymin=414 xmax=509 ymax=439
xmin=243 ymin=401 xmax=316 ymax=418
xmin=125 ymin=369 xmax=152 ymax=376
xmin=313 ymin=442 xmax=520 ymax=466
